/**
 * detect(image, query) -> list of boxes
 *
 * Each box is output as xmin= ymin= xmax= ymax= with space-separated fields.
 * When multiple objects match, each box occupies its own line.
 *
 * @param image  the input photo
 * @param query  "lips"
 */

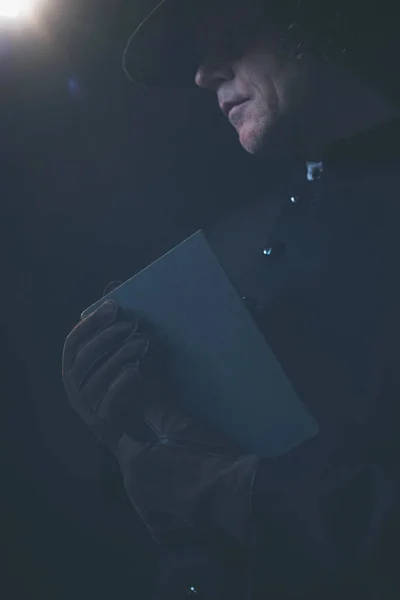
xmin=220 ymin=99 xmax=248 ymax=118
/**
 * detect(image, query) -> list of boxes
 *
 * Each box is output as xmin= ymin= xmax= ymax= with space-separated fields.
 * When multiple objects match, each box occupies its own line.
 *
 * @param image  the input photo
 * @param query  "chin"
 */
xmin=239 ymin=133 xmax=263 ymax=154
xmin=239 ymin=117 xmax=293 ymax=158
xmin=238 ymin=123 xmax=268 ymax=155
xmin=237 ymin=111 xmax=279 ymax=155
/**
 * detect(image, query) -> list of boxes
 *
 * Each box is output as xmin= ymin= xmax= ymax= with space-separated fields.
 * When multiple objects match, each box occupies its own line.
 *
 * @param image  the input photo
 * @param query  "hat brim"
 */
xmin=123 ymin=0 xmax=206 ymax=89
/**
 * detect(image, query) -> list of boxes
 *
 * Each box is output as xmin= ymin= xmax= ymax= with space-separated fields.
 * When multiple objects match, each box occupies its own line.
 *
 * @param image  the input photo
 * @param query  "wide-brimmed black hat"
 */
xmin=122 ymin=0 xmax=400 ymax=101
xmin=122 ymin=0 xmax=275 ymax=89
xmin=123 ymin=0 xmax=209 ymax=89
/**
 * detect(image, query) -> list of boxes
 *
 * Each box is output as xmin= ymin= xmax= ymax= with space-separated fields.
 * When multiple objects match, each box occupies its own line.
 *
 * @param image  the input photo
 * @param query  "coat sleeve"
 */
xmin=250 ymin=388 xmax=400 ymax=594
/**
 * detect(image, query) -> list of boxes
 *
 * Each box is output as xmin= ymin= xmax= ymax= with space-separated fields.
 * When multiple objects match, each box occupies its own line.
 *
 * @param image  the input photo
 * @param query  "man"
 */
xmin=62 ymin=1 xmax=400 ymax=598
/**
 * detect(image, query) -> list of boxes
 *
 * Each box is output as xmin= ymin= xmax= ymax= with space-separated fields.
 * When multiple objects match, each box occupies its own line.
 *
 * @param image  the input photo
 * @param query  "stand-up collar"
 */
xmin=322 ymin=116 xmax=400 ymax=172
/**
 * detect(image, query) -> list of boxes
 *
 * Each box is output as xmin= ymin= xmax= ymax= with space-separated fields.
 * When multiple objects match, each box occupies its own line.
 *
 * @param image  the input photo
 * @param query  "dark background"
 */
xmin=1 ymin=1 xmax=271 ymax=597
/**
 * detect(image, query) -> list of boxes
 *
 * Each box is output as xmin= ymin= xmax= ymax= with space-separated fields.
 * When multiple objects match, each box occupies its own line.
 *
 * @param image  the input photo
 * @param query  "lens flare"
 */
xmin=0 ymin=1 xmax=35 ymax=19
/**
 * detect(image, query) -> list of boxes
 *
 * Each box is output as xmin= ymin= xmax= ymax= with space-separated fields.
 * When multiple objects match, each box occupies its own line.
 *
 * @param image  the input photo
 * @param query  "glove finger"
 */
xmin=98 ymin=363 xmax=158 ymax=443
xmin=65 ymin=320 xmax=139 ymax=389
xmin=62 ymin=300 xmax=118 ymax=374
xmin=97 ymin=362 xmax=139 ymax=421
xmin=86 ymin=332 xmax=150 ymax=409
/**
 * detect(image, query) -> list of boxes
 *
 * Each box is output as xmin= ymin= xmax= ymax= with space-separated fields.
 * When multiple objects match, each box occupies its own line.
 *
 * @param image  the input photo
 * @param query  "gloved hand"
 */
xmin=62 ymin=295 xmax=259 ymax=546
xmin=62 ymin=297 xmax=150 ymax=450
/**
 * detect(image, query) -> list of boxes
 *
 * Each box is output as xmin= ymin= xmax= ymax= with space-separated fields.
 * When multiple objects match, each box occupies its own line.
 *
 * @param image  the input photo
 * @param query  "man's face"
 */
xmin=194 ymin=2 xmax=317 ymax=156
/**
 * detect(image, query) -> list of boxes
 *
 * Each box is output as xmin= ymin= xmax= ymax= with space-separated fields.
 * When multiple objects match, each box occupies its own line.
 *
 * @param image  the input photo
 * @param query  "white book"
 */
xmin=82 ymin=230 xmax=319 ymax=458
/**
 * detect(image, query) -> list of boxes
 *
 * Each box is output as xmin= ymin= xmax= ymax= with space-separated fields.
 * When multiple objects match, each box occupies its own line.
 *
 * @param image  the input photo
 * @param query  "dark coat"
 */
xmin=153 ymin=118 xmax=400 ymax=600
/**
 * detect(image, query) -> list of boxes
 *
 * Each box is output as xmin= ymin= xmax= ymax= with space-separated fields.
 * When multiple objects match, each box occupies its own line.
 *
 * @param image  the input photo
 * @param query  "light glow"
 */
xmin=0 ymin=1 xmax=35 ymax=19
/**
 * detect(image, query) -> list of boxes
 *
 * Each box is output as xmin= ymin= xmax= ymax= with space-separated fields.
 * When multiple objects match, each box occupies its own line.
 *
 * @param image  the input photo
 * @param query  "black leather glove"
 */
xmin=62 ymin=298 xmax=151 ymax=451
xmin=62 ymin=292 xmax=259 ymax=546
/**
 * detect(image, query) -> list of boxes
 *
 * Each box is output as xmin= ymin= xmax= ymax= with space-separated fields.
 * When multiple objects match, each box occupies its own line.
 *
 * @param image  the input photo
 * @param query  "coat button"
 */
xmin=186 ymin=585 xmax=199 ymax=597
xmin=288 ymin=193 xmax=309 ymax=208
xmin=280 ymin=193 xmax=308 ymax=217
xmin=242 ymin=296 xmax=260 ymax=313
xmin=262 ymin=240 xmax=286 ymax=259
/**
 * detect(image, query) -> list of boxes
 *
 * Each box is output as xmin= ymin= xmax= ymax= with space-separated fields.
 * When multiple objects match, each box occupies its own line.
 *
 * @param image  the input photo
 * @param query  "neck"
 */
xmin=299 ymin=67 xmax=400 ymax=163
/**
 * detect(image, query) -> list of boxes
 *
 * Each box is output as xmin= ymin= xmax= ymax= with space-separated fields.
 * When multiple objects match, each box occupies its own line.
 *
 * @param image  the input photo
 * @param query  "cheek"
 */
xmin=249 ymin=79 xmax=280 ymax=125
xmin=258 ymin=74 xmax=280 ymax=110
xmin=237 ymin=84 xmax=282 ymax=154
xmin=238 ymin=62 xmax=280 ymax=117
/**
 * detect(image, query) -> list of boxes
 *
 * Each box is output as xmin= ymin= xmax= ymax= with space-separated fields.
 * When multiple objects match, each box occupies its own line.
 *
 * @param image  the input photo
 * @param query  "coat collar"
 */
xmin=322 ymin=116 xmax=400 ymax=171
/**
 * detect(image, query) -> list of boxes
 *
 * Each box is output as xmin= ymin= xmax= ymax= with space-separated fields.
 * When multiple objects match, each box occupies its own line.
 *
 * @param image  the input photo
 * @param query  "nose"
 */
xmin=194 ymin=60 xmax=234 ymax=90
